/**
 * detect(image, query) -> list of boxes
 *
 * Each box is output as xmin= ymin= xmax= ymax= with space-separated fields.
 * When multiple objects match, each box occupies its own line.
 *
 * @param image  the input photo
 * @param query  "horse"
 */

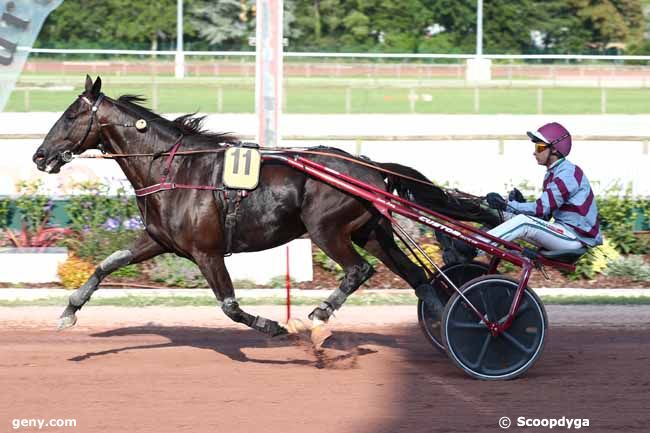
xmin=33 ymin=75 xmax=500 ymax=345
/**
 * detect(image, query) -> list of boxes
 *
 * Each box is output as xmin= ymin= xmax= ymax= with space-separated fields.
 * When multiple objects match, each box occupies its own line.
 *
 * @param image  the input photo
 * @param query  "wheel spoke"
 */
xmin=496 ymin=296 xmax=533 ymax=326
xmin=480 ymin=287 xmax=498 ymax=322
xmin=467 ymin=333 xmax=492 ymax=370
xmin=448 ymin=319 xmax=486 ymax=330
xmin=501 ymin=330 xmax=534 ymax=355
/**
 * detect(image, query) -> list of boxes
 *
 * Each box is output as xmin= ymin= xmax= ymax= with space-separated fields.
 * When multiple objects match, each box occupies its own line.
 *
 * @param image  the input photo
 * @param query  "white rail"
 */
xmin=2 ymin=133 xmax=648 ymax=142
xmin=16 ymin=47 xmax=650 ymax=62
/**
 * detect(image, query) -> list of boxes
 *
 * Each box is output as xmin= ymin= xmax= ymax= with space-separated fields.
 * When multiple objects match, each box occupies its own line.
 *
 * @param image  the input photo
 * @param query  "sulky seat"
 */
xmin=538 ymin=247 xmax=588 ymax=264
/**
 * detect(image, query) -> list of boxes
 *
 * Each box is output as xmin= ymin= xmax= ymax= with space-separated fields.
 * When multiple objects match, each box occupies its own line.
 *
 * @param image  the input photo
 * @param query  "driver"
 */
xmin=483 ymin=122 xmax=602 ymax=252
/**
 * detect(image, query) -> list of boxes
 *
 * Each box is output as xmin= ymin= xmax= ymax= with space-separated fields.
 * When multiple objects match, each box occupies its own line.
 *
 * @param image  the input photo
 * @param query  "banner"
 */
xmin=0 ymin=0 xmax=63 ymax=111
xmin=255 ymin=0 xmax=283 ymax=147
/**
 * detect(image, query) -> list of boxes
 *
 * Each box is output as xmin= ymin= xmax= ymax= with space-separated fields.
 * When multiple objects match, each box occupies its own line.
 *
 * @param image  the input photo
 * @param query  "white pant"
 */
xmin=485 ymin=213 xmax=583 ymax=251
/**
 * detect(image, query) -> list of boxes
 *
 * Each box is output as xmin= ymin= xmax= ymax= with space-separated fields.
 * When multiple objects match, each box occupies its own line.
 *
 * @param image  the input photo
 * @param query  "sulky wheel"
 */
xmin=417 ymin=262 xmax=490 ymax=352
xmin=441 ymin=275 xmax=547 ymax=380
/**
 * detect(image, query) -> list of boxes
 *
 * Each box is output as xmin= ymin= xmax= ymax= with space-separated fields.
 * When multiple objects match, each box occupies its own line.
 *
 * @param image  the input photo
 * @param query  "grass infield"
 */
xmin=9 ymin=74 xmax=650 ymax=114
xmin=2 ymin=293 xmax=650 ymax=307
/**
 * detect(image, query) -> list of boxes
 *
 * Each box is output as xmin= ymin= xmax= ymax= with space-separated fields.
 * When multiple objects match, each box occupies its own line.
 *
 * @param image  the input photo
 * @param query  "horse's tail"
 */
xmin=379 ymin=162 xmax=448 ymax=209
xmin=379 ymin=162 xmax=501 ymax=227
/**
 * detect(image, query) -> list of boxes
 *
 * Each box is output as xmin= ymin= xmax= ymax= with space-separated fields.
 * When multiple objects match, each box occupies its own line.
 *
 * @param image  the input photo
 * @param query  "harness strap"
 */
xmin=159 ymin=137 xmax=183 ymax=182
xmin=222 ymin=190 xmax=244 ymax=256
xmin=132 ymin=134 xmax=244 ymax=257
xmin=134 ymin=135 xmax=226 ymax=197
xmin=135 ymin=182 xmax=225 ymax=197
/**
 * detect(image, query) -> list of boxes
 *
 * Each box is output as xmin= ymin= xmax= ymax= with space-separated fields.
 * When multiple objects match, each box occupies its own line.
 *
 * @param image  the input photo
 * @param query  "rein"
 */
xmin=77 ymin=145 xmax=474 ymax=199
xmin=72 ymin=94 xmax=485 ymax=205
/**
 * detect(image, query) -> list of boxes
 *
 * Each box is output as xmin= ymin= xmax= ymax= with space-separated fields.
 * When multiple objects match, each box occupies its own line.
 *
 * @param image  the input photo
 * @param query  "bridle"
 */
xmin=60 ymin=93 xmax=106 ymax=163
xmin=63 ymin=92 xmax=155 ymax=160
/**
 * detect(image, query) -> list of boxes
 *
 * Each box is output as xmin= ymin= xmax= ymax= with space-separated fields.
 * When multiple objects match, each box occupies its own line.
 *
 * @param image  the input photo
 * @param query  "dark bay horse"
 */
xmin=33 ymin=76 xmax=499 ymax=343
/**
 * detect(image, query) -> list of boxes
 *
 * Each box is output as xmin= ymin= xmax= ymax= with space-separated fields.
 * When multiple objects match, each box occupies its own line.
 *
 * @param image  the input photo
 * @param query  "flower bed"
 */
xmin=0 ymin=180 xmax=648 ymax=289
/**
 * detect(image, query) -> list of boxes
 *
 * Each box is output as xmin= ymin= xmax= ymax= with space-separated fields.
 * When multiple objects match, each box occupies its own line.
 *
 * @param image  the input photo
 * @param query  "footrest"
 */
xmin=538 ymin=247 xmax=588 ymax=264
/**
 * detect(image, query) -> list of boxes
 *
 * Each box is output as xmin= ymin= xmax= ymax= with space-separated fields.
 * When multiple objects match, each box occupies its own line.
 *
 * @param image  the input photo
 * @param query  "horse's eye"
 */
xmin=66 ymin=112 xmax=79 ymax=120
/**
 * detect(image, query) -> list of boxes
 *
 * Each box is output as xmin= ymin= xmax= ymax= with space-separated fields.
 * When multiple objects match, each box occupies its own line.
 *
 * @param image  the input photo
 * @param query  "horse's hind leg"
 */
xmin=195 ymin=254 xmax=287 ymax=337
xmin=307 ymin=225 xmax=375 ymax=324
xmin=352 ymin=218 xmax=445 ymax=314
xmin=58 ymin=231 xmax=165 ymax=330
xmin=352 ymin=218 xmax=426 ymax=284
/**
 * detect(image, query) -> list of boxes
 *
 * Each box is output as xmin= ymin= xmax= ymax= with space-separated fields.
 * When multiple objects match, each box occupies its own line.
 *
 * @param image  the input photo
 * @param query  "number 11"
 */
xmin=232 ymin=149 xmax=252 ymax=175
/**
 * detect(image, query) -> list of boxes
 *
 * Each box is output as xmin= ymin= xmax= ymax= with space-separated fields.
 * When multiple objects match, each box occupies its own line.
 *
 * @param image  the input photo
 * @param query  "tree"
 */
xmin=36 ymin=0 xmax=648 ymax=54
xmin=293 ymin=0 xmax=346 ymax=50
xmin=532 ymin=0 xmax=645 ymax=52
xmin=368 ymin=0 xmax=434 ymax=52
xmin=526 ymin=0 xmax=590 ymax=53
xmin=608 ymin=0 xmax=644 ymax=44
xmin=341 ymin=10 xmax=370 ymax=46
xmin=293 ymin=0 xmax=435 ymax=52
xmin=428 ymin=0 xmax=544 ymax=54
xmin=188 ymin=0 xmax=251 ymax=48
xmin=37 ymin=0 xmax=117 ymax=48
xmin=427 ymin=0 xmax=476 ymax=52
xmin=483 ymin=0 xmax=542 ymax=53
xmin=110 ymin=0 xmax=193 ymax=51
xmin=38 ymin=0 xmax=197 ymax=50
xmin=188 ymin=0 xmax=300 ymax=49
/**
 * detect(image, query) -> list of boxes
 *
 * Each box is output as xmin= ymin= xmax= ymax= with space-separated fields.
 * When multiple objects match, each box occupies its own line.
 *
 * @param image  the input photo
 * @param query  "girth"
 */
xmin=134 ymin=137 xmax=252 ymax=257
xmin=219 ymin=189 xmax=249 ymax=256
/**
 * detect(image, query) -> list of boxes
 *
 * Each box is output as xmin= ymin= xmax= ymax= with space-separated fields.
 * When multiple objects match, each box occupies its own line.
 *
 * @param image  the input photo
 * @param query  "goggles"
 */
xmin=533 ymin=141 xmax=549 ymax=153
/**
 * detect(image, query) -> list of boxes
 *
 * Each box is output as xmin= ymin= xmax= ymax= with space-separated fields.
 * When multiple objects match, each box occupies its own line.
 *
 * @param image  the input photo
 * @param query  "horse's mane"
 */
xmin=116 ymin=95 xmax=239 ymax=146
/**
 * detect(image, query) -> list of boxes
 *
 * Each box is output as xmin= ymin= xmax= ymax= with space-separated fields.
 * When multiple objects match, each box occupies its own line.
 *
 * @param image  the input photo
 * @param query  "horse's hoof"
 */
xmin=311 ymin=325 xmax=332 ymax=350
xmin=57 ymin=315 xmax=77 ymax=331
xmin=285 ymin=318 xmax=312 ymax=334
xmin=272 ymin=325 xmax=289 ymax=337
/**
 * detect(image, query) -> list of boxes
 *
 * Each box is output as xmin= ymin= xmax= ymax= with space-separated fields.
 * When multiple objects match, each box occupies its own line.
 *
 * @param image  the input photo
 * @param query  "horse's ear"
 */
xmin=91 ymin=76 xmax=102 ymax=97
xmin=84 ymin=75 xmax=93 ymax=93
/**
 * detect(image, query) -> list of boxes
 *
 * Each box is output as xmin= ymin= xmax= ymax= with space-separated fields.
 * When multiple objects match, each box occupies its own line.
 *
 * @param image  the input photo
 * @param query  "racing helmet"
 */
xmin=526 ymin=122 xmax=572 ymax=157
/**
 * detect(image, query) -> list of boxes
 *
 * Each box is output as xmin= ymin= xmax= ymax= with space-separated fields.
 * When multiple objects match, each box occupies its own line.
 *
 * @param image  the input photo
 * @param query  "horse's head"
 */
xmin=33 ymin=75 xmax=105 ymax=173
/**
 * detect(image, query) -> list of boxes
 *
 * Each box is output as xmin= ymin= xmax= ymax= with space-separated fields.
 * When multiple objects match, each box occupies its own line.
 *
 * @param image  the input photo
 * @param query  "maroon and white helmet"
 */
xmin=527 ymin=122 xmax=572 ymax=157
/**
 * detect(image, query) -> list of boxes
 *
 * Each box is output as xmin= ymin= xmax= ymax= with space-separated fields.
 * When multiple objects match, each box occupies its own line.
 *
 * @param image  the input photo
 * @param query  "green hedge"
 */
xmin=2 ymin=181 xmax=648 ymax=283
xmin=597 ymin=184 xmax=650 ymax=254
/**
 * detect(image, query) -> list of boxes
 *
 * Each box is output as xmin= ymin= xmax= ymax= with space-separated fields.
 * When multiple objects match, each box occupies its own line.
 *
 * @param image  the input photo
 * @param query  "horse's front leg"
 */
xmin=58 ymin=231 xmax=166 ymax=330
xmin=195 ymin=254 xmax=288 ymax=337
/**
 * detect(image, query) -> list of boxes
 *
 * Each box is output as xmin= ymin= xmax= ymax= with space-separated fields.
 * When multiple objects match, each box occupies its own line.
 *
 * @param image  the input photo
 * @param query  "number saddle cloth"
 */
xmin=220 ymin=142 xmax=262 ymax=256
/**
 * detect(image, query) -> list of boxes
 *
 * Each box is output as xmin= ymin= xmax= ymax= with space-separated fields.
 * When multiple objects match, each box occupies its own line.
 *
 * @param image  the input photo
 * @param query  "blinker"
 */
xmin=135 ymin=119 xmax=148 ymax=131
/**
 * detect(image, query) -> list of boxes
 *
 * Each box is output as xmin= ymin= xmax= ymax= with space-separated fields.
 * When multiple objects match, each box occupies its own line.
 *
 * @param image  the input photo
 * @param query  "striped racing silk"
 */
xmin=508 ymin=159 xmax=602 ymax=247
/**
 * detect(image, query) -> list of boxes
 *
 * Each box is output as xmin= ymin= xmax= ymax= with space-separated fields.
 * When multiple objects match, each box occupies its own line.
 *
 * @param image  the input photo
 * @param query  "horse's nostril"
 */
xmin=33 ymin=148 xmax=47 ymax=163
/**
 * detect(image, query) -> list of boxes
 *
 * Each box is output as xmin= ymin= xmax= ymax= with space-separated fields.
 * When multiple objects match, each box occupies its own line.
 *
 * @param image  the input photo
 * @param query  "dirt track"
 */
xmin=1 ymin=305 xmax=649 ymax=433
